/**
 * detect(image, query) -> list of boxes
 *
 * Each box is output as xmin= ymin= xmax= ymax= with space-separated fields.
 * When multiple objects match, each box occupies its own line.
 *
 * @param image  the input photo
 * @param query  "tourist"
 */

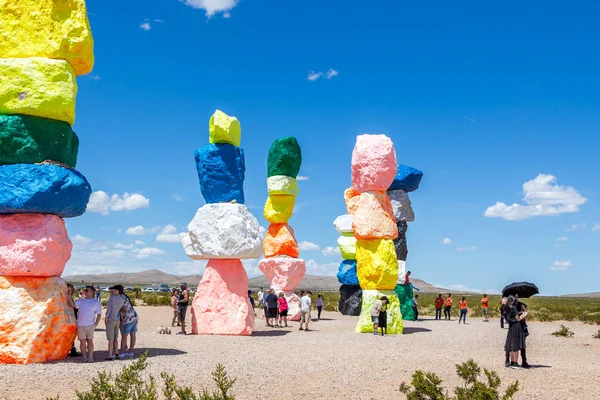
xmin=434 ymin=293 xmax=444 ymax=320
xmin=504 ymin=295 xmax=527 ymax=369
xmin=66 ymin=284 xmax=81 ymax=357
xmin=500 ymin=298 xmax=507 ymax=329
xmin=458 ymin=296 xmax=468 ymax=324
xmin=95 ymin=286 xmax=101 ymax=301
xmin=104 ymin=285 xmax=125 ymax=360
xmin=257 ymin=287 xmax=264 ymax=308
xmin=412 ymin=294 xmax=419 ymax=321
xmin=265 ymin=289 xmax=279 ymax=327
xmin=74 ymin=286 xmax=102 ymax=363
xmin=278 ymin=292 xmax=289 ymax=327
xmin=316 ymin=294 xmax=324 ymax=319
xmin=299 ymin=291 xmax=312 ymax=331
xmin=405 ymin=270 xmax=411 ymax=284
xmin=371 ymin=295 xmax=389 ymax=336
xmin=481 ymin=294 xmax=489 ymax=322
xmin=119 ymin=290 xmax=139 ymax=358
xmin=248 ymin=290 xmax=255 ymax=309
xmin=177 ymin=282 xmax=189 ymax=335
xmin=379 ymin=299 xmax=388 ymax=335
xmin=171 ymin=289 xmax=181 ymax=327
xmin=444 ymin=293 xmax=453 ymax=320
xmin=505 ymin=295 xmax=531 ymax=368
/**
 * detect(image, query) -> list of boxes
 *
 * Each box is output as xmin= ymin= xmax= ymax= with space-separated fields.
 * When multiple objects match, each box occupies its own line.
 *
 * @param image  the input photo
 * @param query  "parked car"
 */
xmin=100 ymin=287 xmax=109 ymax=292
xmin=125 ymin=287 xmax=134 ymax=291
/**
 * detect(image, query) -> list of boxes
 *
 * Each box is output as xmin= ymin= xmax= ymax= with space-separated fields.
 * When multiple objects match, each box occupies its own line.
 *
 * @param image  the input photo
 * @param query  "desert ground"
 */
xmin=1 ymin=306 xmax=599 ymax=400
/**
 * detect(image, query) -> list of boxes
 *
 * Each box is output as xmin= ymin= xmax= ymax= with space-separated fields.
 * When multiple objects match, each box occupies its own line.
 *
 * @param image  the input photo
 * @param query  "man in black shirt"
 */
xmin=265 ymin=289 xmax=279 ymax=327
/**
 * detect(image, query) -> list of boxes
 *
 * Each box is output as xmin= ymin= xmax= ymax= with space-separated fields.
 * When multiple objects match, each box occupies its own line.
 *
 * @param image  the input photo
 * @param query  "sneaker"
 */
xmin=299 ymin=327 xmax=304 ymax=331
xmin=82 ymin=355 xmax=88 ymax=362
xmin=176 ymin=331 xmax=186 ymax=335
xmin=505 ymin=361 xmax=510 ymax=368
xmin=509 ymin=362 xmax=521 ymax=370
xmin=373 ymin=332 xmax=379 ymax=336
xmin=521 ymin=363 xmax=531 ymax=369
xmin=88 ymin=357 xmax=94 ymax=363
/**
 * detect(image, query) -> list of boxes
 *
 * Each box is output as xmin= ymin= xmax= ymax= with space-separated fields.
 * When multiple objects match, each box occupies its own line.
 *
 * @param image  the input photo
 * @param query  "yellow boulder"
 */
xmin=209 ymin=110 xmax=241 ymax=146
xmin=0 ymin=0 xmax=94 ymax=76
xmin=337 ymin=233 xmax=357 ymax=260
xmin=0 ymin=58 xmax=77 ymax=124
xmin=356 ymin=239 xmax=398 ymax=290
xmin=264 ymin=194 xmax=295 ymax=223
xmin=355 ymin=290 xmax=403 ymax=334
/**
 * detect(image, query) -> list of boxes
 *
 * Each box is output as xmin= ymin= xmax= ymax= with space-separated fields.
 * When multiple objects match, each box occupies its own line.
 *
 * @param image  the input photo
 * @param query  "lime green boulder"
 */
xmin=267 ymin=137 xmax=302 ymax=178
xmin=209 ymin=110 xmax=241 ymax=146
xmin=0 ymin=115 xmax=79 ymax=167
xmin=394 ymin=284 xmax=415 ymax=321
xmin=355 ymin=290 xmax=403 ymax=334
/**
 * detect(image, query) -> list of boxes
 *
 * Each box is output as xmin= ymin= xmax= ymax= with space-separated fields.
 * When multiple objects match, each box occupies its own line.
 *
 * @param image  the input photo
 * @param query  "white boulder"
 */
xmin=333 ymin=214 xmax=354 ymax=233
xmin=396 ymin=260 xmax=407 ymax=284
xmin=183 ymin=203 xmax=262 ymax=260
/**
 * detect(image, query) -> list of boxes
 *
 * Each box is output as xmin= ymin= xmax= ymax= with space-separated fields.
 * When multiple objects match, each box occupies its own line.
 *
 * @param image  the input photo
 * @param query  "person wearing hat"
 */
xmin=105 ymin=285 xmax=126 ymax=360
xmin=177 ymin=282 xmax=190 ymax=335
xmin=371 ymin=295 xmax=389 ymax=336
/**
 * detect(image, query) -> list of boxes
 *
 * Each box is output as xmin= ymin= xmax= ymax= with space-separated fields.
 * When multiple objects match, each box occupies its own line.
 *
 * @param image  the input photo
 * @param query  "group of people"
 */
xmin=67 ymin=284 xmax=138 ymax=362
xmin=255 ymin=288 xmax=323 ymax=331
xmin=170 ymin=283 xmax=190 ymax=335
xmin=431 ymin=293 xmax=491 ymax=324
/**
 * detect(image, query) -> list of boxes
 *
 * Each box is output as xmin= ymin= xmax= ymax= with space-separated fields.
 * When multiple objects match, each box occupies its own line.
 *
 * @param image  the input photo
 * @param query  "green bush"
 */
xmin=399 ymin=359 xmax=519 ymax=400
xmin=551 ymin=325 xmax=574 ymax=337
xmin=45 ymin=352 xmax=236 ymax=400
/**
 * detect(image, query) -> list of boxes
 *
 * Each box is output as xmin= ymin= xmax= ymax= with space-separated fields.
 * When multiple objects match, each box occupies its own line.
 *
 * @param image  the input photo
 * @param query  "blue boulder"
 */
xmin=0 ymin=163 xmax=92 ymax=218
xmin=337 ymin=259 xmax=359 ymax=285
xmin=195 ymin=144 xmax=245 ymax=204
xmin=388 ymin=164 xmax=423 ymax=192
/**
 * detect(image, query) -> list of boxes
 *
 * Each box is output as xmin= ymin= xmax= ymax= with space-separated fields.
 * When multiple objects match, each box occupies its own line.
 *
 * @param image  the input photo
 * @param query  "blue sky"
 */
xmin=65 ymin=0 xmax=600 ymax=295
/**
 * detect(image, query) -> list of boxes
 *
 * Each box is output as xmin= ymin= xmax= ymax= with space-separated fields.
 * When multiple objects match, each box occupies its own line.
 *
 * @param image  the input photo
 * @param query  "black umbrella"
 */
xmin=502 ymin=282 xmax=539 ymax=298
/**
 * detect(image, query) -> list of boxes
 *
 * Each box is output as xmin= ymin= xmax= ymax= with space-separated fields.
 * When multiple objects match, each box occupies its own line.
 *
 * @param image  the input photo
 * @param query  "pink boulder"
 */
xmin=258 ymin=258 xmax=306 ymax=290
xmin=0 ymin=276 xmax=76 ymax=364
xmin=190 ymin=259 xmax=254 ymax=336
xmin=0 ymin=214 xmax=72 ymax=277
xmin=351 ymin=134 xmax=397 ymax=192
xmin=352 ymin=191 xmax=398 ymax=240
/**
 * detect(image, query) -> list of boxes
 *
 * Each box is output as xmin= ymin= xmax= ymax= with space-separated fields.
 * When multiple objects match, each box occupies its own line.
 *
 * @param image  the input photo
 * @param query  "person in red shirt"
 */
xmin=458 ymin=296 xmax=468 ymax=324
xmin=434 ymin=293 xmax=444 ymax=320
xmin=481 ymin=294 xmax=489 ymax=322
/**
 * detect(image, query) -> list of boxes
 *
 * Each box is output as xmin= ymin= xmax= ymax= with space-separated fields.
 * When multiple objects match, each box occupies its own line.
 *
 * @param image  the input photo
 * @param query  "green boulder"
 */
xmin=267 ymin=136 xmax=302 ymax=178
xmin=0 ymin=115 xmax=79 ymax=167
xmin=395 ymin=284 xmax=415 ymax=321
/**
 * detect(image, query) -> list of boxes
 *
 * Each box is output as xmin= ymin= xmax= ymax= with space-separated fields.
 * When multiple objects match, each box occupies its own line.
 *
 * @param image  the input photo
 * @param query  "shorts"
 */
xmin=483 ymin=307 xmax=489 ymax=316
xmin=371 ymin=316 xmax=379 ymax=324
xmin=178 ymin=305 xmax=188 ymax=322
xmin=301 ymin=310 xmax=311 ymax=322
xmin=279 ymin=310 xmax=288 ymax=317
xmin=266 ymin=308 xmax=278 ymax=318
xmin=77 ymin=325 xmax=95 ymax=340
xmin=120 ymin=321 xmax=138 ymax=335
xmin=106 ymin=320 xmax=120 ymax=340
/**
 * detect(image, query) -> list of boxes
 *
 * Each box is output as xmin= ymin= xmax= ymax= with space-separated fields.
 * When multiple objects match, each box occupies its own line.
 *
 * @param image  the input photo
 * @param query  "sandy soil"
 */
xmin=1 ymin=307 xmax=599 ymax=400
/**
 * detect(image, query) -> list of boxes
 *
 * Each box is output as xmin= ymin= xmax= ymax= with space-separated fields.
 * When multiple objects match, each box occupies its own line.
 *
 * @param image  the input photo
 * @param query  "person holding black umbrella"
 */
xmin=505 ymin=295 xmax=531 ymax=368
xmin=504 ymin=295 xmax=528 ymax=369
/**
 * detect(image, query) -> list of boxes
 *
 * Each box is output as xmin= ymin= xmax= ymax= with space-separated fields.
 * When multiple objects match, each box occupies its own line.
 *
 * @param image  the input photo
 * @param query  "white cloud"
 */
xmin=171 ymin=194 xmax=184 ymax=202
xmin=484 ymin=174 xmax=587 ymax=221
xmin=180 ymin=0 xmax=239 ymax=18
xmin=456 ymin=246 xmax=477 ymax=252
xmin=126 ymin=225 xmax=161 ymax=236
xmin=307 ymin=71 xmax=322 ymax=81
xmin=567 ymin=223 xmax=587 ymax=231
xmin=134 ymin=240 xmax=145 ymax=246
xmin=114 ymin=243 xmax=135 ymax=250
xmin=87 ymin=191 xmax=150 ymax=215
xmin=550 ymin=260 xmax=571 ymax=271
xmin=296 ymin=176 xmax=309 ymax=181
xmin=136 ymin=247 xmax=166 ymax=259
xmin=258 ymin=226 xmax=266 ymax=240
xmin=441 ymin=238 xmax=452 ymax=245
xmin=156 ymin=224 xmax=186 ymax=243
xmin=325 ymin=68 xmax=339 ymax=79
xmin=140 ymin=22 xmax=151 ymax=31
xmin=322 ymin=246 xmax=341 ymax=256
xmin=71 ymin=234 xmax=92 ymax=246
xmin=557 ymin=237 xmax=568 ymax=242
xmin=154 ymin=19 xmax=165 ymax=23
xmin=592 ymin=224 xmax=600 ymax=231
xmin=88 ymin=74 xmax=101 ymax=81
xmin=299 ymin=241 xmax=320 ymax=251
xmin=305 ymin=259 xmax=339 ymax=276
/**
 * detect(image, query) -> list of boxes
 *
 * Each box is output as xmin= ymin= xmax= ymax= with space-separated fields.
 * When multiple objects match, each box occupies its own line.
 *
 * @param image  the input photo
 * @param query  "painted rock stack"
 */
xmin=349 ymin=135 xmax=404 ymax=334
xmin=0 ymin=0 xmax=94 ymax=364
xmin=334 ymin=213 xmax=362 ymax=316
xmin=389 ymin=165 xmax=423 ymax=320
xmin=258 ymin=137 xmax=305 ymax=321
xmin=182 ymin=110 xmax=262 ymax=336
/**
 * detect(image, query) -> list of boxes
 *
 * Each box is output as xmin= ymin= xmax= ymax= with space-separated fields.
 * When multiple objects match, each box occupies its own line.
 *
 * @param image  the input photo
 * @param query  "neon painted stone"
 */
xmin=352 ymin=191 xmax=398 ymax=240
xmin=389 ymin=164 xmax=423 ymax=192
xmin=195 ymin=144 xmax=245 ymax=204
xmin=0 ymin=276 xmax=76 ymax=364
xmin=337 ymin=259 xmax=358 ymax=285
xmin=267 ymin=136 xmax=302 ymax=178
xmin=351 ymin=134 xmax=397 ymax=192
xmin=258 ymin=257 xmax=306 ymax=290
xmin=344 ymin=187 xmax=361 ymax=214
xmin=0 ymin=58 xmax=77 ymax=124
xmin=355 ymin=239 xmax=398 ymax=290
xmin=263 ymin=194 xmax=295 ymax=224
xmin=266 ymin=175 xmax=299 ymax=196
xmin=355 ymin=290 xmax=403 ymax=334
xmin=262 ymin=223 xmax=300 ymax=258
xmin=338 ymin=233 xmax=357 ymax=260
xmin=209 ymin=110 xmax=241 ymax=147
xmin=338 ymin=284 xmax=362 ymax=316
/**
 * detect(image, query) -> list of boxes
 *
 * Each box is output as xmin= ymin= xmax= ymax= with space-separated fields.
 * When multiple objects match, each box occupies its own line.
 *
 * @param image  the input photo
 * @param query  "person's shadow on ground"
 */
xmin=252 ymin=330 xmax=293 ymax=337
xmin=402 ymin=326 xmax=432 ymax=334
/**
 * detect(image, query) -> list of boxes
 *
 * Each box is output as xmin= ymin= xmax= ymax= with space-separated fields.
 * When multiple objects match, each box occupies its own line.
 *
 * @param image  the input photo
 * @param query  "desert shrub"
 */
xmin=592 ymin=330 xmax=600 ymax=339
xmin=551 ymin=325 xmax=574 ymax=337
xmin=101 ymin=299 xmax=108 ymax=307
xmin=399 ymin=359 xmax=519 ymax=400
xmin=46 ymin=352 xmax=236 ymax=400
xmin=532 ymin=307 xmax=553 ymax=322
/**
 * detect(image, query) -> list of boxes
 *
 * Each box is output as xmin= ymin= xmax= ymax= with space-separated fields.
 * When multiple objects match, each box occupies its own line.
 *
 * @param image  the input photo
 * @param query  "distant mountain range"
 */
xmin=63 ymin=269 xmax=446 ymax=292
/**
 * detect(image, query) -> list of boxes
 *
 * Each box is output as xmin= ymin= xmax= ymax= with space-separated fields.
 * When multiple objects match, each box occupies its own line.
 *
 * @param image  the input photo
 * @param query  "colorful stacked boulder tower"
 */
xmin=390 ymin=165 xmax=423 ymax=321
xmin=334 ymin=213 xmax=362 ymax=316
xmin=182 ymin=110 xmax=262 ymax=336
xmin=0 ymin=0 xmax=94 ymax=363
xmin=258 ymin=137 xmax=305 ymax=321
xmin=348 ymin=135 xmax=403 ymax=334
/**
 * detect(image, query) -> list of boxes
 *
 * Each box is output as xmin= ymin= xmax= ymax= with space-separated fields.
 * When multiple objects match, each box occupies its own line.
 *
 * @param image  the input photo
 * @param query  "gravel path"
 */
xmin=1 ymin=306 xmax=599 ymax=399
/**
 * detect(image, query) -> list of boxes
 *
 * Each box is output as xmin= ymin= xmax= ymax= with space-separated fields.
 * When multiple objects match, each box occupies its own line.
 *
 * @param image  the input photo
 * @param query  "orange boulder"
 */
xmin=352 ymin=191 xmax=398 ymax=240
xmin=263 ymin=223 xmax=300 ymax=258
xmin=0 ymin=276 xmax=76 ymax=364
xmin=344 ymin=187 xmax=361 ymax=214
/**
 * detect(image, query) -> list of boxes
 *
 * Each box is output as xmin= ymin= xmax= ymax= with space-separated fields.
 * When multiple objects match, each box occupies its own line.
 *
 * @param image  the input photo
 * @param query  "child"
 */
xmin=278 ymin=292 xmax=289 ymax=327
xmin=459 ymin=296 xmax=468 ymax=324
xmin=171 ymin=289 xmax=180 ymax=327
xmin=379 ymin=301 xmax=388 ymax=335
